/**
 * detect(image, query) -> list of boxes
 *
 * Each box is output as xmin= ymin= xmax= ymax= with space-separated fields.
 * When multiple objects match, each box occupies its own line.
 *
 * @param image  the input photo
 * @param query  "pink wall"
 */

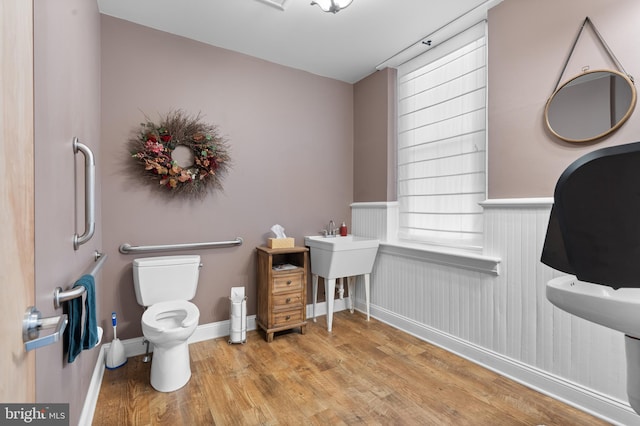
xmin=100 ymin=16 xmax=354 ymax=339
xmin=488 ymin=0 xmax=640 ymax=198
xmin=353 ymin=68 xmax=397 ymax=202
xmin=34 ymin=0 xmax=102 ymax=423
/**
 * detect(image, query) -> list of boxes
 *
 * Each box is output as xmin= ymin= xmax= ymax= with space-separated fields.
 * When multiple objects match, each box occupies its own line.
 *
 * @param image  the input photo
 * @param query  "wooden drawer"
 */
xmin=273 ymin=309 xmax=304 ymax=327
xmin=273 ymin=292 xmax=303 ymax=311
xmin=256 ymin=246 xmax=308 ymax=342
xmin=273 ymin=272 xmax=303 ymax=293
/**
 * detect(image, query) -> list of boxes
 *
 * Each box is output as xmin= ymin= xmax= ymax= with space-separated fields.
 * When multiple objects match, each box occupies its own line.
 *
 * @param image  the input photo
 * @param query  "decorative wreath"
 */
xmin=129 ymin=110 xmax=231 ymax=198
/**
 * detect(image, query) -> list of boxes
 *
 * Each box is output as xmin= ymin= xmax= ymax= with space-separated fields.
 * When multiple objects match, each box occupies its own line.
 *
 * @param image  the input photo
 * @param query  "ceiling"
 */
xmin=97 ymin=0 xmax=494 ymax=84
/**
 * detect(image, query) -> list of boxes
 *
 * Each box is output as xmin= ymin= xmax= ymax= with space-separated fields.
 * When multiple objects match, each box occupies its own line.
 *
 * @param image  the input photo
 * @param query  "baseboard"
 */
xmin=355 ymin=300 xmax=639 ymax=426
xmin=305 ymin=297 xmax=351 ymax=323
xmin=78 ymin=345 xmax=106 ymax=426
xmin=82 ymin=298 xmax=637 ymax=425
xmin=83 ymin=294 xmax=640 ymax=425
xmin=80 ymin=300 xmax=350 ymax=422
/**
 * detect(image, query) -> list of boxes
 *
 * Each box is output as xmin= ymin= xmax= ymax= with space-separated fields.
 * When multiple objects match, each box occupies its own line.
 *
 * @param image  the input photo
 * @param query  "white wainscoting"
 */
xmin=350 ymin=200 xmax=639 ymax=425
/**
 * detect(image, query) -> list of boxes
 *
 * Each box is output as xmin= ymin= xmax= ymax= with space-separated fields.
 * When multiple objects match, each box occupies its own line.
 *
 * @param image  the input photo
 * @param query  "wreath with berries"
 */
xmin=129 ymin=110 xmax=231 ymax=198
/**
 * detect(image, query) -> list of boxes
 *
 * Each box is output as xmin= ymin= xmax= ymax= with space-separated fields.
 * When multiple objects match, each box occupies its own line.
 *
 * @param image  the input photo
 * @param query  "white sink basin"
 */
xmin=304 ymin=235 xmax=379 ymax=279
xmin=547 ymin=275 xmax=640 ymax=414
xmin=547 ymin=275 xmax=640 ymax=337
xmin=305 ymin=235 xmax=380 ymax=332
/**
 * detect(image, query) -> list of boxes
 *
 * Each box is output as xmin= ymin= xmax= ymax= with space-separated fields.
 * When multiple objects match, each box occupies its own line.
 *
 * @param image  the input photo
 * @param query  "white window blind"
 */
xmin=397 ymin=23 xmax=487 ymax=250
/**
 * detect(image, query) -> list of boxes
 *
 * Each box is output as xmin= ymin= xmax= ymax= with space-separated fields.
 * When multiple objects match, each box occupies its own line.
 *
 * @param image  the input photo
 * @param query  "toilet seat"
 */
xmin=140 ymin=300 xmax=199 ymax=392
xmin=142 ymin=300 xmax=199 ymax=333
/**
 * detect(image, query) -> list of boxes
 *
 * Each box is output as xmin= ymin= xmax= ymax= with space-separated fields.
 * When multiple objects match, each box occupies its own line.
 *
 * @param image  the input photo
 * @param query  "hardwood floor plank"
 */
xmin=94 ymin=311 xmax=610 ymax=425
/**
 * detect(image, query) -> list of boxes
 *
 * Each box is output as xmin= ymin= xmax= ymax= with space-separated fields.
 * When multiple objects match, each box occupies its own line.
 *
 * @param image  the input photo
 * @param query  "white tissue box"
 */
xmin=268 ymin=237 xmax=295 ymax=249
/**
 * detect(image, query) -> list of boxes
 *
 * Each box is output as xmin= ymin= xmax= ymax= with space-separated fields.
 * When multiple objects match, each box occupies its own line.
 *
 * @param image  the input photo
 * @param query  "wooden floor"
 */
xmin=93 ymin=311 xmax=610 ymax=425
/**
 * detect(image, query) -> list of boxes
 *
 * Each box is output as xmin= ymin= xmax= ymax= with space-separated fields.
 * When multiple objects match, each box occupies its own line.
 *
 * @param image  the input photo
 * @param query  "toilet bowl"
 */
xmin=142 ymin=300 xmax=200 ymax=392
xmin=133 ymin=255 xmax=202 ymax=392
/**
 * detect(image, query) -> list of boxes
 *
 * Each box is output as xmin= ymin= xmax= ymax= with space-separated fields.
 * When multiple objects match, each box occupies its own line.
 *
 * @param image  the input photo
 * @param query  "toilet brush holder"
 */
xmin=105 ymin=312 xmax=127 ymax=369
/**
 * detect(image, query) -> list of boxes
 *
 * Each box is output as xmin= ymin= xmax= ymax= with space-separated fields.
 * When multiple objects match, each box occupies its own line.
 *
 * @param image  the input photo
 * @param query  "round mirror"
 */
xmin=545 ymin=69 xmax=636 ymax=143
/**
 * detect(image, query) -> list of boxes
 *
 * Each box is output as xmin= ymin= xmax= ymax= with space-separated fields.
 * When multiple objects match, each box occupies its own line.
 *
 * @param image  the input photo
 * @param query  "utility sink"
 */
xmin=547 ymin=275 xmax=640 ymax=337
xmin=304 ymin=235 xmax=380 ymax=332
xmin=305 ymin=235 xmax=379 ymax=279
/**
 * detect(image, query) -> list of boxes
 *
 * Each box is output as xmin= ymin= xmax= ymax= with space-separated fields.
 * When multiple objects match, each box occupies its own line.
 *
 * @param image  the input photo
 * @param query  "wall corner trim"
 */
xmin=351 ymin=201 xmax=398 ymax=209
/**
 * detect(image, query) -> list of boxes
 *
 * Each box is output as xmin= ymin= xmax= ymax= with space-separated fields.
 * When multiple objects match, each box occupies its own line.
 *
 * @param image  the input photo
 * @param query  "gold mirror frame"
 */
xmin=544 ymin=69 xmax=637 ymax=143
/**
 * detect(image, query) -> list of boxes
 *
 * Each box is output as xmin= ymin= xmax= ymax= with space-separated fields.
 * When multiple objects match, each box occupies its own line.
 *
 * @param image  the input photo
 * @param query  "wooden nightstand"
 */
xmin=256 ymin=246 xmax=308 ymax=342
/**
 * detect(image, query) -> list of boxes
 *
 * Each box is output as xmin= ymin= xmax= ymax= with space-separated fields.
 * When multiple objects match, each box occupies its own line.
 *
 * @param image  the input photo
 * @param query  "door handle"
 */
xmin=22 ymin=306 xmax=68 ymax=352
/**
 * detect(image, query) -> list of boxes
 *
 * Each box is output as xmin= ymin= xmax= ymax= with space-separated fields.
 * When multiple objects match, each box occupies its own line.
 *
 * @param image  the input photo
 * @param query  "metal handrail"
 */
xmin=54 ymin=251 xmax=107 ymax=308
xmin=73 ymin=137 xmax=96 ymax=250
xmin=119 ymin=237 xmax=244 ymax=254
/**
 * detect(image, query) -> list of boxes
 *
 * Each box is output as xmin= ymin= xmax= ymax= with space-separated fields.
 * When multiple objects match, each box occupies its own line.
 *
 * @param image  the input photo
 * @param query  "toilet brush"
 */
xmin=105 ymin=312 xmax=127 ymax=369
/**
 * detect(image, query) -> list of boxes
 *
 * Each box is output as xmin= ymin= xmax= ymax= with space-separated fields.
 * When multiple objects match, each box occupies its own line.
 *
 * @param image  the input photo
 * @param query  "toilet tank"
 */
xmin=133 ymin=255 xmax=201 ymax=306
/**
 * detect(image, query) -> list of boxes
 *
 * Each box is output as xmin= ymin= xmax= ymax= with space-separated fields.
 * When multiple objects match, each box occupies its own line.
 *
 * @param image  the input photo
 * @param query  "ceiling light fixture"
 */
xmin=310 ymin=0 xmax=353 ymax=14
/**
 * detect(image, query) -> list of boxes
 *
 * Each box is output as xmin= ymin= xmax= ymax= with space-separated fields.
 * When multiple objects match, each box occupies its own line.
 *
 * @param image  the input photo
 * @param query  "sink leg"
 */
xmin=325 ymin=278 xmax=336 ymax=332
xmin=337 ymin=278 xmax=344 ymax=299
xmin=364 ymin=273 xmax=371 ymax=321
xmin=312 ymin=274 xmax=318 ymax=322
xmin=347 ymin=276 xmax=355 ymax=313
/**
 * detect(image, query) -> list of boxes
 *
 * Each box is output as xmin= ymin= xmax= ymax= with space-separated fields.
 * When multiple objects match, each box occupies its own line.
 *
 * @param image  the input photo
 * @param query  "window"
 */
xmin=397 ymin=23 xmax=487 ymax=250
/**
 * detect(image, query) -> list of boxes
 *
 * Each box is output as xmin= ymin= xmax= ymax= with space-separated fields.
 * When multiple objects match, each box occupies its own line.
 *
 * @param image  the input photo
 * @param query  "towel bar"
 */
xmin=119 ymin=237 xmax=243 ymax=254
xmin=54 ymin=251 xmax=107 ymax=308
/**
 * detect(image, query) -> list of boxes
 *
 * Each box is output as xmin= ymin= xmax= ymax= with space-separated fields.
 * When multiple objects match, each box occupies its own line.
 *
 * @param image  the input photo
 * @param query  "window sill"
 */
xmin=379 ymin=242 xmax=501 ymax=275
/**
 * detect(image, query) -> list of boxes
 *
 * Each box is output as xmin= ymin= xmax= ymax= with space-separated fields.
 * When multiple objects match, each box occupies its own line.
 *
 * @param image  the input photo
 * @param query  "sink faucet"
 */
xmin=323 ymin=220 xmax=337 ymax=237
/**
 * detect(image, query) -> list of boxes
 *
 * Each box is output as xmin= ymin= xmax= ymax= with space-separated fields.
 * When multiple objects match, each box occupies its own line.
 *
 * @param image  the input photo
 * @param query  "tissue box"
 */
xmin=268 ymin=238 xmax=295 ymax=249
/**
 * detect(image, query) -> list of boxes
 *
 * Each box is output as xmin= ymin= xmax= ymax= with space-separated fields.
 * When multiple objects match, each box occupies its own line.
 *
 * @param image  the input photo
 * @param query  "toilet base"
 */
xmin=149 ymin=340 xmax=192 ymax=392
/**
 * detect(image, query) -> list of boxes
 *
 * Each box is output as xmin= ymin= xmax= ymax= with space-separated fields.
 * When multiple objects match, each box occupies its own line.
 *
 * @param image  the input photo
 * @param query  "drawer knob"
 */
xmin=286 ymin=280 xmax=292 ymax=285
xmin=286 ymin=297 xmax=291 ymax=304
xmin=285 ymin=315 xmax=291 ymax=320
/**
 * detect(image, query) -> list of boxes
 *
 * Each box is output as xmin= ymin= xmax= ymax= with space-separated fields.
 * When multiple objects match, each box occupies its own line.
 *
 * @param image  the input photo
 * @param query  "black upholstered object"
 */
xmin=541 ymin=141 xmax=640 ymax=289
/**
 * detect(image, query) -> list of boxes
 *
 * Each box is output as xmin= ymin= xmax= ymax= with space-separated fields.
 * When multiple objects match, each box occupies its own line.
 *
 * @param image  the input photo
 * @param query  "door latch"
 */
xmin=22 ymin=306 xmax=68 ymax=352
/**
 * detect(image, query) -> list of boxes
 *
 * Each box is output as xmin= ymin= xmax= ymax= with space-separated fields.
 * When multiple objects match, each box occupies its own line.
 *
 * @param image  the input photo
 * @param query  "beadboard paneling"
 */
xmin=351 ymin=202 xmax=397 ymax=240
xmin=351 ymin=201 xmax=634 ymax=423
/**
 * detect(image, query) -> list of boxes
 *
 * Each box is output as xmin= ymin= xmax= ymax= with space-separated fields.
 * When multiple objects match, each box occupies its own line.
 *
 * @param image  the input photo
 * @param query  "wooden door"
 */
xmin=0 ymin=0 xmax=36 ymax=402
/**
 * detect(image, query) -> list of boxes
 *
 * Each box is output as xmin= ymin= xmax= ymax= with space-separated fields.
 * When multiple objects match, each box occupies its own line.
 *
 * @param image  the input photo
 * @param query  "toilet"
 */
xmin=133 ymin=255 xmax=201 ymax=392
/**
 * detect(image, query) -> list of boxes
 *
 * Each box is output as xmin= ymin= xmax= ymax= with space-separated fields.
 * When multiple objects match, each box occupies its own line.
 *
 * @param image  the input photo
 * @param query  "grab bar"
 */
xmin=119 ymin=237 xmax=243 ymax=254
xmin=54 ymin=251 xmax=107 ymax=309
xmin=73 ymin=137 xmax=96 ymax=250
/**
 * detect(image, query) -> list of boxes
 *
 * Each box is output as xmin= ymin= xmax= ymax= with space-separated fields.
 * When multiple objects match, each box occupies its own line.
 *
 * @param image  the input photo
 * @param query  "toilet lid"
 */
xmin=142 ymin=300 xmax=200 ymax=332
